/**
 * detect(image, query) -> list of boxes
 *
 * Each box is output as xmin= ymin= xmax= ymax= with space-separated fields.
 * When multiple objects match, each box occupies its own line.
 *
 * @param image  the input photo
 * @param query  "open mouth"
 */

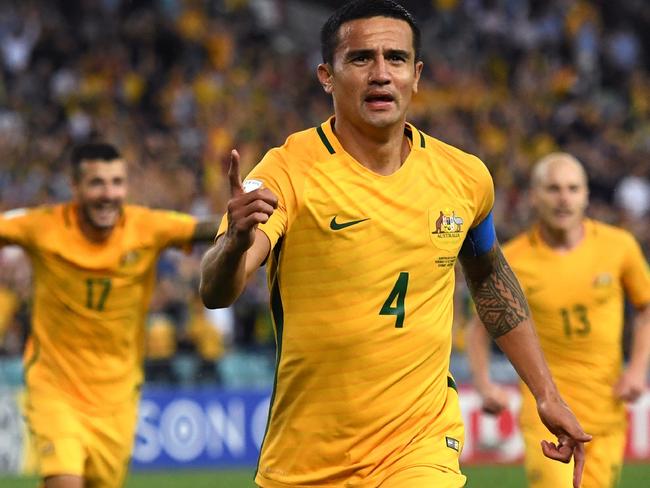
xmin=93 ymin=203 xmax=119 ymax=220
xmin=364 ymin=93 xmax=395 ymax=107
xmin=554 ymin=209 xmax=573 ymax=218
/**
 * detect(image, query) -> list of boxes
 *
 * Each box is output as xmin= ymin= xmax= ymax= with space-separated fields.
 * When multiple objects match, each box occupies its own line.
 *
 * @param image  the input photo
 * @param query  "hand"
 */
xmin=614 ymin=367 xmax=646 ymax=403
xmin=224 ymin=149 xmax=277 ymax=253
xmin=537 ymin=395 xmax=592 ymax=488
xmin=478 ymin=382 xmax=510 ymax=415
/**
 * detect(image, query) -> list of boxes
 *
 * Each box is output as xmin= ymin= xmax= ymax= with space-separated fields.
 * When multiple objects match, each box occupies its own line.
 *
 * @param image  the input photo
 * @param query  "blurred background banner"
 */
xmin=457 ymin=387 xmax=650 ymax=464
xmin=1 ymin=386 xmax=649 ymax=474
xmin=132 ymin=388 xmax=271 ymax=469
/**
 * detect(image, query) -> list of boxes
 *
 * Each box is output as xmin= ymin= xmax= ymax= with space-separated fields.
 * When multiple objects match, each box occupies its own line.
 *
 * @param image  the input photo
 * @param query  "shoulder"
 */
xmin=588 ymin=219 xmax=639 ymax=249
xmin=265 ymin=125 xmax=332 ymax=167
xmin=502 ymin=230 xmax=535 ymax=261
xmin=416 ymin=127 xmax=493 ymax=194
xmin=418 ymin=128 xmax=487 ymax=171
xmin=249 ymin=124 xmax=336 ymax=187
xmin=122 ymin=204 xmax=150 ymax=220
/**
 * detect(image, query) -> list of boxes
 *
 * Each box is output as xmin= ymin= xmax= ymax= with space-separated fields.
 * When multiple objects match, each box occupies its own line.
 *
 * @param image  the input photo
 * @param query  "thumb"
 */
xmin=565 ymin=425 xmax=592 ymax=444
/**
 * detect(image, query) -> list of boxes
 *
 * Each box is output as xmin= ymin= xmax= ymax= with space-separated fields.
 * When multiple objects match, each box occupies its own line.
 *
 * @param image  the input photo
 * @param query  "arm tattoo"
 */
xmin=461 ymin=246 xmax=530 ymax=339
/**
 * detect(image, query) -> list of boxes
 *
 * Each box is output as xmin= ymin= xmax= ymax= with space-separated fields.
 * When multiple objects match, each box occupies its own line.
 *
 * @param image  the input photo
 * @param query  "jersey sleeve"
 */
xmin=217 ymin=147 xmax=295 ymax=251
xmin=0 ymin=208 xmax=37 ymax=249
xmin=148 ymin=209 xmax=198 ymax=249
xmin=470 ymin=157 xmax=495 ymax=228
xmin=620 ymin=232 xmax=650 ymax=307
xmin=458 ymin=157 xmax=496 ymax=257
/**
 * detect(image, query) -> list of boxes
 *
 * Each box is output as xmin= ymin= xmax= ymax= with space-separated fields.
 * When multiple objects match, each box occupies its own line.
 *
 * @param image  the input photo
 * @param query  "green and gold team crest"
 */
xmin=119 ymin=250 xmax=142 ymax=267
xmin=429 ymin=207 xmax=465 ymax=251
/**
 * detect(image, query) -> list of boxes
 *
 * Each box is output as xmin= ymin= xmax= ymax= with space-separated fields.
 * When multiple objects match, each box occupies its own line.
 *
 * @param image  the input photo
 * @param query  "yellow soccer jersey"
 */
xmin=220 ymin=118 xmax=495 ymax=486
xmin=0 ymin=204 xmax=197 ymax=410
xmin=505 ymin=221 xmax=650 ymax=433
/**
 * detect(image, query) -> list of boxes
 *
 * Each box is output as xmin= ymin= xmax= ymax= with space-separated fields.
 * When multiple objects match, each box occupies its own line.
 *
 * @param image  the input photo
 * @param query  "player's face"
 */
xmin=318 ymin=17 xmax=423 ymax=130
xmin=73 ymin=159 xmax=127 ymax=231
xmin=531 ymin=160 xmax=588 ymax=232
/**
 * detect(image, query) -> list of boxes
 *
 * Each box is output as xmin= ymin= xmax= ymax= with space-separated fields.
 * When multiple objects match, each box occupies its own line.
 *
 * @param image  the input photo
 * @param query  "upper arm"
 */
xmin=458 ymin=210 xmax=498 ymax=284
xmin=636 ymin=303 xmax=650 ymax=324
xmin=620 ymin=233 xmax=650 ymax=308
xmin=244 ymin=229 xmax=271 ymax=279
xmin=148 ymin=209 xmax=198 ymax=248
xmin=459 ymin=242 xmax=530 ymax=339
xmin=458 ymin=242 xmax=499 ymax=289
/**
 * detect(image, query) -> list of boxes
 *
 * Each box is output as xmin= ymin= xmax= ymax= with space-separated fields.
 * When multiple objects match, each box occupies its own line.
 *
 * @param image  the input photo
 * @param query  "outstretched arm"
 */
xmin=459 ymin=244 xmax=591 ymax=488
xmin=615 ymin=303 xmax=650 ymax=402
xmin=465 ymin=314 xmax=510 ymax=415
xmin=191 ymin=220 xmax=221 ymax=242
xmin=199 ymin=150 xmax=277 ymax=309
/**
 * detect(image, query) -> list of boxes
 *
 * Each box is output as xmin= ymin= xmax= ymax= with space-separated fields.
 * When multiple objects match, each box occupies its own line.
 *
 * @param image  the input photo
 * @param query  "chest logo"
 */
xmin=429 ymin=208 xmax=465 ymax=251
xmin=120 ymin=250 xmax=141 ymax=267
xmin=593 ymin=273 xmax=613 ymax=288
xmin=329 ymin=216 xmax=370 ymax=231
xmin=432 ymin=209 xmax=464 ymax=234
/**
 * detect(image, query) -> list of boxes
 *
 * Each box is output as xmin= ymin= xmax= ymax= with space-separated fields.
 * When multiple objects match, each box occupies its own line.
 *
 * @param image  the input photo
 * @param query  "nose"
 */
xmin=558 ymin=188 xmax=571 ymax=202
xmin=369 ymin=57 xmax=390 ymax=85
xmin=103 ymin=182 xmax=123 ymax=200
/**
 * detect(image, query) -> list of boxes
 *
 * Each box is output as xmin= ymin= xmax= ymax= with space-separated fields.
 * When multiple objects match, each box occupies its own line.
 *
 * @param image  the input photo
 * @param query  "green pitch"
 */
xmin=1 ymin=464 xmax=649 ymax=487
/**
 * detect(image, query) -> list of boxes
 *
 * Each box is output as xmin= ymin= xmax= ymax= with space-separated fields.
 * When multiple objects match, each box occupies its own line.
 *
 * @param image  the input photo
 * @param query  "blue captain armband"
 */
xmin=460 ymin=211 xmax=496 ymax=257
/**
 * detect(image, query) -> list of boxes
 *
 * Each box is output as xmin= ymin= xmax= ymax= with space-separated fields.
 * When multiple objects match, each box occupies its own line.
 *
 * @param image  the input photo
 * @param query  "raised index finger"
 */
xmin=572 ymin=441 xmax=585 ymax=488
xmin=228 ymin=149 xmax=243 ymax=197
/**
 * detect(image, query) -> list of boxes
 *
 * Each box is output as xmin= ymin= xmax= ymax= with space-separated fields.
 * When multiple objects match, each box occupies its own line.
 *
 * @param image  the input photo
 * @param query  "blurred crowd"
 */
xmin=0 ymin=0 xmax=648 ymax=385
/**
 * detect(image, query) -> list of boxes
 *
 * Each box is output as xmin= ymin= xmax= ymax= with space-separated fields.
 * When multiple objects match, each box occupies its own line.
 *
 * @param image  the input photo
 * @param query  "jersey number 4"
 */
xmin=380 ymin=272 xmax=409 ymax=328
xmin=86 ymin=278 xmax=112 ymax=311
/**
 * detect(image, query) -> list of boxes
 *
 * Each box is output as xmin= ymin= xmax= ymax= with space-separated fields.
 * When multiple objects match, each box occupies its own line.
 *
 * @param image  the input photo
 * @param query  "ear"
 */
xmin=412 ymin=60 xmax=424 ymax=94
xmin=317 ymin=63 xmax=334 ymax=94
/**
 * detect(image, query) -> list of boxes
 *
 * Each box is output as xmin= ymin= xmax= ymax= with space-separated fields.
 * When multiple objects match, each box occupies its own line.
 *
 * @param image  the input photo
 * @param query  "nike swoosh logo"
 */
xmin=329 ymin=216 xmax=370 ymax=230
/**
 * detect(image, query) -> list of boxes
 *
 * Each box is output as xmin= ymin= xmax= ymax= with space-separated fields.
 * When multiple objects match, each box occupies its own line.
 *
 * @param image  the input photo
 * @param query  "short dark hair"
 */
xmin=320 ymin=0 xmax=421 ymax=65
xmin=70 ymin=142 xmax=121 ymax=182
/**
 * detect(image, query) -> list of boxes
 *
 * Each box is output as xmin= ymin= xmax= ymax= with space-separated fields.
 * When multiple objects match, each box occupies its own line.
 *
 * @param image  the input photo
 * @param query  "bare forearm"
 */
xmin=466 ymin=317 xmax=493 ymax=390
xmin=462 ymin=246 xmax=559 ymax=402
xmin=199 ymin=237 xmax=247 ymax=308
xmin=628 ymin=305 xmax=650 ymax=374
xmin=495 ymin=321 xmax=559 ymax=401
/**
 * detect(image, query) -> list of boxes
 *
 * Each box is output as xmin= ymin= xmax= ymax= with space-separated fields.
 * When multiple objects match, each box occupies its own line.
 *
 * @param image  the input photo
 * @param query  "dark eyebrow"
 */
xmin=386 ymin=49 xmax=411 ymax=59
xmin=345 ymin=48 xmax=412 ymax=62
xmin=345 ymin=49 xmax=375 ymax=61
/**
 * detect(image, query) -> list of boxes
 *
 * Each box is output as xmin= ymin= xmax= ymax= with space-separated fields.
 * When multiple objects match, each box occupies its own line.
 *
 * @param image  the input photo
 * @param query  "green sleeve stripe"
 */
xmin=316 ymin=126 xmax=336 ymax=154
xmin=255 ymin=237 xmax=285 ymax=478
xmin=447 ymin=375 xmax=457 ymax=392
xmin=23 ymin=337 xmax=40 ymax=383
xmin=418 ymin=130 xmax=426 ymax=148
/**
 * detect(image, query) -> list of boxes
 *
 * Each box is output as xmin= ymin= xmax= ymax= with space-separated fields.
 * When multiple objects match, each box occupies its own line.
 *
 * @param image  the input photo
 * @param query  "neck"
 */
xmin=333 ymin=118 xmax=410 ymax=176
xmin=538 ymin=220 xmax=585 ymax=252
xmin=74 ymin=205 xmax=113 ymax=243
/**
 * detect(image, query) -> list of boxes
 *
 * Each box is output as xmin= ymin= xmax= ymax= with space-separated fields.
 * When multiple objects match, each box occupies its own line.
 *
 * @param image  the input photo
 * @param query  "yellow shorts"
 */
xmin=522 ymin=421 xmax=624 ymax=488
xmin=257 ymin=382 xmax=466 ymax=488
xmin=25 ymin=392 xmax=138 ymax=488
xmin=379 ymin=464 xmax=466 ymax=488
xmin=379 ymin=385 xmax=466 ymax=488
